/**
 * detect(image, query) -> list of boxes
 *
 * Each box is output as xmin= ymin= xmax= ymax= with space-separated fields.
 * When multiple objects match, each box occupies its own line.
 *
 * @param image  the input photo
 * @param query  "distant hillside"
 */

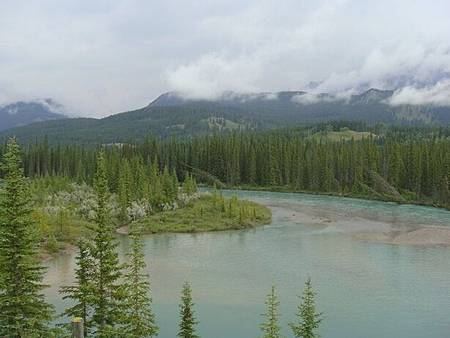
xmin=1 ymin=89 xmax=449 ymax=144
xmin=0 ymin=99 xmax=67 ymax=131
xmin=310 ymin=128 xmax=376 ymax=142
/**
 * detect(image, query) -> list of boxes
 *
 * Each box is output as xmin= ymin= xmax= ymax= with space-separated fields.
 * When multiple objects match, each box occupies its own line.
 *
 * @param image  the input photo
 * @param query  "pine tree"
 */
xmin=440 ymin=175 xmax=449 ymax=206
xmin=117 ymin=160 xmax=132 ymax=222
xmin=161 ymin=166 xmax=177 ymax=203
xmin=178 ymin=282 xmax=199 ymax=338
xmin=182 ymin=173 xmax=197 ymax=196
xmin=60 ymin=239 xmax=94 ymax=337
xmin=289 ymin=279 xmax=322 ymax=338
xmin=0 ymin=138 xmax=54 ymax=337
xmin=259 ymin=286 xmax=282 ymax=338
xmin=90 ymin=150 xmax=124 ymax=337
xmin=122 ymin=230 xmax=159 ymax=338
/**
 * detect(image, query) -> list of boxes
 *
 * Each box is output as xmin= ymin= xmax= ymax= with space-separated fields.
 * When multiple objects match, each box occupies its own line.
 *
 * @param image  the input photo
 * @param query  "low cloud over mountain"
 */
xmin=2 ymin=1 xmax=450 ymax=116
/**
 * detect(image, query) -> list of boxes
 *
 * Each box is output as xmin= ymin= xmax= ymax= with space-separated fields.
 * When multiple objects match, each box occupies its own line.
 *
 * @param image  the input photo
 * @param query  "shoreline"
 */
xmin=257 ymin=199 xmax=450 ymax=247
xmin=222 ymin=185 xmax=449 ymax=212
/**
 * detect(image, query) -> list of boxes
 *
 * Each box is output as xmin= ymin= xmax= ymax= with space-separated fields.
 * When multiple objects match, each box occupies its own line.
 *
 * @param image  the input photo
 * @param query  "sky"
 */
xmin=1 ymin=0 xmax=450 ymax=117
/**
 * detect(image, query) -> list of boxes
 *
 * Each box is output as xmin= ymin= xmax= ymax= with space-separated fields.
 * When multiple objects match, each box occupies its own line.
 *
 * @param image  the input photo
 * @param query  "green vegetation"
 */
xmin=290 ymin=279 xmax=322 ymax=338
xmin=178 ymin=282 xmax=199 ymax=338
xmin=122 ymin=232 xmax=159 ymax=338
xmin=1 ymin=120 xmax=449 ymax=336
xmin=310 ymin=127 xmax=375 ymax=142
xmin=260 ymin=286 xmax=282 ymax=338
xmin=61 ymin=239 xmax=94 ymax=337
xmin=3 ymin=89 xmax=450 ymax=144
xmin=135 ymin=193 xmax=271 ymax=233
xmin=0 ymin=139 xmax=321 ymax=337
xmin=89 ymin=151 xmax=125 ymax=338
xmin=0 ymin=138 xmax=55 ymax=337
xmin=7 ymin=123 xmax=449 ymax=210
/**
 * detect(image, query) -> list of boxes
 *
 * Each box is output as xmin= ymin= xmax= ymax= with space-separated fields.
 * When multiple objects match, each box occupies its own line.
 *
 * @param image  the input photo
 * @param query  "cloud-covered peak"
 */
xmin=389 ymin=80 xmax=450 ymax=107
xmin=2 ymin=0 xmax=450 ymax=115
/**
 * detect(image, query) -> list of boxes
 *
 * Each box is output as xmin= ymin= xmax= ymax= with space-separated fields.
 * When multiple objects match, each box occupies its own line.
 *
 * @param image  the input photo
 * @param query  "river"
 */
xmin=44 ymin=190 xmax=450 ymax=338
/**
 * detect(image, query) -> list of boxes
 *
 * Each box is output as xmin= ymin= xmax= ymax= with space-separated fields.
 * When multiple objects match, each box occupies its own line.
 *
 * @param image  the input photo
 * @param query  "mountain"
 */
xmin=0 ymin=99 xmax=67 ymax=131
xmin=1 ymin=89 xmax=449 ymax=144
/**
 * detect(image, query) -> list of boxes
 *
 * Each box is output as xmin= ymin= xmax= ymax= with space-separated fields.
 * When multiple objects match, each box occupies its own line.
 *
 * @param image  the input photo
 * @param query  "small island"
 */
xmin=30 ymin=174 xmax=271 ymax=258
xmin=127 ymin=193 xmax=271 ymax=234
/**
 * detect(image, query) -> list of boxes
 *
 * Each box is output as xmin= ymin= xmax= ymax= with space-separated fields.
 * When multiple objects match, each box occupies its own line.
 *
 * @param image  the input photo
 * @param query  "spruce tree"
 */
xmin=0 ymin=138 xmax=54 ymax=337
xmin=259 ymin=286 xmax=283 ymax=338
xmin=122 ymin=230 xmax=159 ymax=337
xmin=117 ymin=160 xmax=132 ymax=222
xmin=60 ymin=239 xmax=94 ymax=337
xmin=178 ymin=282 xmax=199 ymax=338
xmin=289 ymin=279 xmax=322 ymax=338
xmin=182 ymin=174 xmax=197 ymax=196
xmin=439 ymin=175 xmax=449 ymax=206
xmin=90 ymin=150 xmax=124 ymax=337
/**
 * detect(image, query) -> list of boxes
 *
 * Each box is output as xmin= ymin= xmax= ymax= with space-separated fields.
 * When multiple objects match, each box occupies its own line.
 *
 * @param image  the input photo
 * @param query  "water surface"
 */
xmin=45 ymin=190 xmax=450 ymax=338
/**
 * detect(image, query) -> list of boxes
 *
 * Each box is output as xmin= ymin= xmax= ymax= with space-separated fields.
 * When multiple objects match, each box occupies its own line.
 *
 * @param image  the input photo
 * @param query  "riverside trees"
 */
xmin=0 ymin=138 xmax=54 ymax=337
xmin=59 ymin=151 xmax=159 ymax=337
xmin=11 ymin=125 xmax=450 ymax=209
xmin=290 ymin=279 xmax=322 ymax=338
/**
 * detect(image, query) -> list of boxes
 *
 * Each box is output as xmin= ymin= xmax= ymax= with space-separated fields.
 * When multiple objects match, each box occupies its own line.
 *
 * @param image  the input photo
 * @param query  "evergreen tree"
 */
xmin=178 ymin=282 xmax=199 ymax=338
xmin=60 ymin=239 xmax=94 ymax=337
xmin=117 ymin=160 xmax=132 ymax=222
xmin=90 ymin=150 xmax=124 ymax=337
xmin=259 ymin=286 xmax=282 ymax=338
xmin=122 ymin=230 xmax=158 ymax=338
xmin=0 ymin=138 xmax=54 ymax=337
xmin=161 ymin=166 xmax=177 ymax=203
xmin=289 ymin=279 xmax=322 ymax=338
xmin=182 ymin=173 xmax=197 ymax=196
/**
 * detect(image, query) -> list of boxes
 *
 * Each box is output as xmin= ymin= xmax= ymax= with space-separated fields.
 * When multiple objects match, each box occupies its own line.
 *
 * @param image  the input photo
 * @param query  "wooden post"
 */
xmin=71 ymin=317 xmax=84 ymax=338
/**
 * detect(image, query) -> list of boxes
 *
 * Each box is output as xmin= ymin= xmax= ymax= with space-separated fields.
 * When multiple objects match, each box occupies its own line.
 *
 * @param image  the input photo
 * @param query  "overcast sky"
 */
xmin=1 ymin=0 xmax=450 ymax=116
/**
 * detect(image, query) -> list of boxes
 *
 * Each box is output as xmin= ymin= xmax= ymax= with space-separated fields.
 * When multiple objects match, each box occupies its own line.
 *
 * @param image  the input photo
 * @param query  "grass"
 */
xmin=34 ymin=210 xmax=91 ymax=258
xmin=310 ymin=128 xmax=376 ymax=142
xmin=135 ymin=194 xmax=272 ymax=233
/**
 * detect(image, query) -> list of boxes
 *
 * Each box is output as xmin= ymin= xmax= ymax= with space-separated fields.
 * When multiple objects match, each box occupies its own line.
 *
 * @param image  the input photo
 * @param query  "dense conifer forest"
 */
xmin=3 ymin=123 xmax=448 ymax=209
xmin=0 ymin=137 xmax=318 ymax=337
xmin=0 ymin=123 xmax=449 ymax=336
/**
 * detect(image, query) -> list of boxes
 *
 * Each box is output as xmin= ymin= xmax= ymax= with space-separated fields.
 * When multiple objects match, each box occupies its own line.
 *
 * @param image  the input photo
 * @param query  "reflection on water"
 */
xmin=45 ymin=190 xmax=450 ymax=338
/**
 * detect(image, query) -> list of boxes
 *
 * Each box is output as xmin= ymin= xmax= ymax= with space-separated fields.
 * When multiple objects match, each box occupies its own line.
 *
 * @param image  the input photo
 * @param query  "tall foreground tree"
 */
xmin=0 ymin=138 xmax=54 ymax=337
xmin=289 ymin=279 xmax=322 ymax=338
xmin=122 ymin=230 xmax=159 ymax=337
xmin=90 ymin=150 xmax=124 ymax=337
xmin=178 ymin=282 xmax=199 ymax=338
xmin=260 ymin=286 xmax=283 ymax=338
xmin=60 ymin=239 xmax=94 ymax=337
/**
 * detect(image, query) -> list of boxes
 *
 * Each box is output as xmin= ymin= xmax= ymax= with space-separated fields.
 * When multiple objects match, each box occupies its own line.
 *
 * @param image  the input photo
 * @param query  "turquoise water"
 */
xmin=45 ymin=191 xmax=450 ymax=338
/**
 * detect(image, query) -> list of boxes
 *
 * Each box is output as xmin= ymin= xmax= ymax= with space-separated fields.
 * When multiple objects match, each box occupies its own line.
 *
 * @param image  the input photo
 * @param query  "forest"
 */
xmin=0 ymin=120 xmax=449 ymax=338
xmin=4 ymin=123 xmax=449 ymax=209
xmin=0 ymin=138 xmax=319 ymax=338
xmin=0 ymin=123 xmax=449 ymax=337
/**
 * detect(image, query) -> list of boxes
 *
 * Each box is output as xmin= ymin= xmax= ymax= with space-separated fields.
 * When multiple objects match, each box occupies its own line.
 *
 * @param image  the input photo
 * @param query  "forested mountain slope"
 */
xmin=1 ymin=89 xmax=449 ymax=144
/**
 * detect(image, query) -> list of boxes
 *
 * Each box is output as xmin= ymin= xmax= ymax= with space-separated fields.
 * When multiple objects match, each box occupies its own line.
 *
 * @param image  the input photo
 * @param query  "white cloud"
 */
xmin=389 ymin=80 xmax=450 ymax=107
xmin=167 ymin=53 xmax=264 ymax=100
xmin=291 ymin=93 xmax=344 ymax=105
xmin=1 ymin=0 xmax=450 ymax=115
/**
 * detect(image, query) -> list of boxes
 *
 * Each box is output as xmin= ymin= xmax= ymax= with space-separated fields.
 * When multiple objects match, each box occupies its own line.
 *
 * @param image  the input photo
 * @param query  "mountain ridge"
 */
xmin=0 ymin=99 xmax=67 ymax=131
xmin=1 ymin=88 xmax=449 ymax=144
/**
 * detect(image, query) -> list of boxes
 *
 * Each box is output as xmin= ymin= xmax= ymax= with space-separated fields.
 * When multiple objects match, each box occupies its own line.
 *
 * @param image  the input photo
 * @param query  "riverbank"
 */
xmin=226 ymin=184 xmax=449 ymax=211
xmin=118 ymin=194 xmax=272 ymax=235
xmin=353 ymin=227 xmax=450 ymax=246
xmin=262 ymin=194 xmax=450 ymax=247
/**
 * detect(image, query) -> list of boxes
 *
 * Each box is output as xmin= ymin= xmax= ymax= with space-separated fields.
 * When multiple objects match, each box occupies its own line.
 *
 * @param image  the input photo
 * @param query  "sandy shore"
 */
xmin=116 ymin=225 xmax=130 ymax=235
xmin=262 ymin=200 xmax=450 ymax=246
xmin=353 ymin=227 xmax=450 ymax=246
xmin=40 ymin=243 xmax=77 ymax=262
